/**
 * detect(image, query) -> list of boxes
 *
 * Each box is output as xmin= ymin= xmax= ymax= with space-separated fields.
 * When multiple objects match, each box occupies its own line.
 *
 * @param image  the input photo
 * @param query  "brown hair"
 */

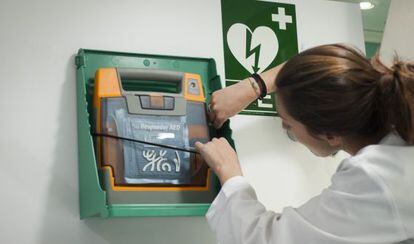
xmin=275 ymin=44 xmax=414 ymax=144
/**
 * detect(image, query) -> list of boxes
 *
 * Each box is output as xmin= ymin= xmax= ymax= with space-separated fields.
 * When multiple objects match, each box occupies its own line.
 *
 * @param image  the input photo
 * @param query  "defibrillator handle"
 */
xmin=118 ymin=68 xmax=185 ymax=96
xmin=117 ymin=68 xmax=188 ymax=116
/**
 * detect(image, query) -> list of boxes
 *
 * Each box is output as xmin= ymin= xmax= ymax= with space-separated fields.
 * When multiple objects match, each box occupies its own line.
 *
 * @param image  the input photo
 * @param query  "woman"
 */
xmin=194 ymin=44 xmax=414 ymax=243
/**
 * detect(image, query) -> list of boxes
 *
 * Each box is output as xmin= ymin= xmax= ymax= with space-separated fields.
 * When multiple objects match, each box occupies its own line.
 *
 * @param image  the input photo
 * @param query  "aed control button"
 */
xmin=139 ymin=95 xmax=151 ymax=109
xmin=139 ymin=95 xmax=175 ymax=110
xmin=187 ymin=79 xmax=200 ymax=95
xmin=164 ymin=96 xmax=175 ymax=110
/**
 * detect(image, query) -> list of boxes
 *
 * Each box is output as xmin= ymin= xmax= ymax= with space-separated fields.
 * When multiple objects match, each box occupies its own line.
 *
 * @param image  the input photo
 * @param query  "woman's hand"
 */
xmin=208 ymin=63 xmax=284 ymax=128
xmin=195 ymin=137 xmax=242 ymax=185
xmin=208 ymin=79 xmax=257 ymax=128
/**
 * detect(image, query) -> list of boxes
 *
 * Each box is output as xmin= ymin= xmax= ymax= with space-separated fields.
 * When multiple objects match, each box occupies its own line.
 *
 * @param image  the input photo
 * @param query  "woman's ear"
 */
xmin=319 ymin=133 xmax=343 ymax=148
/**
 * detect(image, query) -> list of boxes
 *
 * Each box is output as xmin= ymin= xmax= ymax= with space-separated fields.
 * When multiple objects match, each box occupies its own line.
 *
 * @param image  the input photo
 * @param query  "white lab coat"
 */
xmin=206 ymin=132 xmax=414 ymax=244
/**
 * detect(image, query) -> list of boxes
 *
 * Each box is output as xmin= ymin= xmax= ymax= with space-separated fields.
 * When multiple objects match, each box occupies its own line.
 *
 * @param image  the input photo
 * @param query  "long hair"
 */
xmin=275 ymin=44 xmax=414 ymax=144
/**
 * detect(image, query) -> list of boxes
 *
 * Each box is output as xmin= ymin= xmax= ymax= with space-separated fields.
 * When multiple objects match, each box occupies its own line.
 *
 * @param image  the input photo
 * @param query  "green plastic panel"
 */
xmin=106 ymin=204 xmax=211 ymax=217
xmin=75 ymin=49 xmax=235 ymax=219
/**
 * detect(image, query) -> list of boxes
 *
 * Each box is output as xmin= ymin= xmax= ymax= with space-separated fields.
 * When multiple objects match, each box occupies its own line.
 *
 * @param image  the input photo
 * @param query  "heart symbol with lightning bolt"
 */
xmin=227 ymin=23 xmax=279 ymax=74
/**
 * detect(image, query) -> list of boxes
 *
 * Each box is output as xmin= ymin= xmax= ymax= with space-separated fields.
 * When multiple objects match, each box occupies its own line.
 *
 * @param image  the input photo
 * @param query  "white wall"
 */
xmin=380 ymin=0 xmax=414 ymax=63
xmin=0 ymin=0 xmax=363 ymax=243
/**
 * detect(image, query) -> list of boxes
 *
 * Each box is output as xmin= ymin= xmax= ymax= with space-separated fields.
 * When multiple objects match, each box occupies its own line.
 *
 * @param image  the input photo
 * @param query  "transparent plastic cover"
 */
xmin=100 ymin=98 xmax=209 ymax=186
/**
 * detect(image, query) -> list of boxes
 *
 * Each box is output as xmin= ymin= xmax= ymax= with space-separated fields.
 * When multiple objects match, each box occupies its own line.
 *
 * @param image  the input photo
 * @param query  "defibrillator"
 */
xmin=93 ymin=68 xmax=212 ymax=193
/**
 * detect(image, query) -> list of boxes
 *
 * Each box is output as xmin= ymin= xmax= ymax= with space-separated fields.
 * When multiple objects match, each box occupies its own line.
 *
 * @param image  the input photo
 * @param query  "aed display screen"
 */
xmin=121 ymin=79 xmax=181 ymax=94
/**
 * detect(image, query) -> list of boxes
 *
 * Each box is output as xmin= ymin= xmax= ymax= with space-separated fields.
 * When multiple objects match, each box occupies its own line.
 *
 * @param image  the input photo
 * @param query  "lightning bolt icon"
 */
xmin=245 ymin=29 xmax=261 ymax=73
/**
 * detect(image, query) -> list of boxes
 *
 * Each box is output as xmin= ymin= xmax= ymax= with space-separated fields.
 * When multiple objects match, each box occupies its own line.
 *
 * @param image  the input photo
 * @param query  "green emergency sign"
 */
xmin=221 ymin=0 xmax=299 ymax=116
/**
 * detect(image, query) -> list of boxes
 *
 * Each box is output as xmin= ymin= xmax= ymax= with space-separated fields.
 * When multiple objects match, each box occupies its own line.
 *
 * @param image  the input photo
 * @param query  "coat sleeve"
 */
xmin=206 ymin=176 xmax=282 ymax=244
xmin=206 ymin=166 xmax=406 ymax=244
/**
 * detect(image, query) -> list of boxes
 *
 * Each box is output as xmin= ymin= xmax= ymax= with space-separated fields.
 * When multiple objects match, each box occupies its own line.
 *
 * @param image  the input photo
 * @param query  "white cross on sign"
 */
xmin=271 ymin=7 xmax=292 ymax=30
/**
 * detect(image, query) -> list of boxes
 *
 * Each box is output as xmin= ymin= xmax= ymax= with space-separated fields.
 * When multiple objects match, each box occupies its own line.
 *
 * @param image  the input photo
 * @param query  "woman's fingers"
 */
xmin=195 ymin=137 xmax=242 ymax=184
xmin=195 ymin=140 xmax=217 ymax=156
xmin=207 ymin=102 xmax=226 ymax=129
xmin=194 ymin=141 xmax=205 ymax=152
xmin=207 ymin=80 xmax=256 ymax=129
xmin=207 ymin=104 xmax=216 ymax=124
xmin=196 ymin=138 xmax=229 ymax=163
xmin=212 ymin=107 xmax=227 ymax=129
xmin=213 ymin=115 xmax=226 ymax=129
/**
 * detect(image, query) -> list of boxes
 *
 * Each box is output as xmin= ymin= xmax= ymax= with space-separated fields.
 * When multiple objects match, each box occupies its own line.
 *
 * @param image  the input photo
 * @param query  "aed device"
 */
xmin=93 ymin=68 xmax=219 ymax=204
